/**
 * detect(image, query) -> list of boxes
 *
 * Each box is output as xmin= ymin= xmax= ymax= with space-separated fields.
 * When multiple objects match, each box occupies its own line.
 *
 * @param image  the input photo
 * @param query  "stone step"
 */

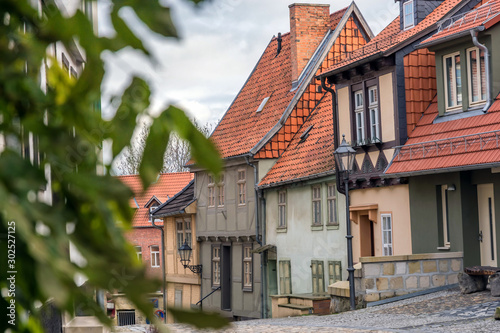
xmin=328 ymin=280 xmax=350 ymax=297
xmin=277 ymin=303 xmax=314 ymax=311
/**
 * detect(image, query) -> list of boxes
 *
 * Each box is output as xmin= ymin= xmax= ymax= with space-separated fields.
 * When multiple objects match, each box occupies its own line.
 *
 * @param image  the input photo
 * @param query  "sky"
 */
xmin=99 ymin=0 xmax=400 ymax=125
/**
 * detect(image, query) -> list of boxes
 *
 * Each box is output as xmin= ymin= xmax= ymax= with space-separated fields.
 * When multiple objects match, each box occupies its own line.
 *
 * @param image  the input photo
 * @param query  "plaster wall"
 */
xmin=379 ymin=73 xmax=396 ymax=142
xmin=349 ymin=185 xmax=412 ymax=262
xmin=266 ymin=178 xmax=347 ymax=295
xmin=337 ymin=87 xmax=352 ymax=142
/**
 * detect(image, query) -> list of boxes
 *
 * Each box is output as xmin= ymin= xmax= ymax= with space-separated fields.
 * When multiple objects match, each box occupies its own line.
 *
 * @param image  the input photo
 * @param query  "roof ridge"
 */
xmin=151 ymin=179 xmax=194 ymax=215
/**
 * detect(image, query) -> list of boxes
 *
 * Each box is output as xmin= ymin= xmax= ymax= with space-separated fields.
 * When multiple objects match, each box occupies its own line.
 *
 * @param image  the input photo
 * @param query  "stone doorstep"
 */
xmin=278 ymin=303 xmax=314 ymax=311
xmin=328 ymin=280 xmax=350 ymax=298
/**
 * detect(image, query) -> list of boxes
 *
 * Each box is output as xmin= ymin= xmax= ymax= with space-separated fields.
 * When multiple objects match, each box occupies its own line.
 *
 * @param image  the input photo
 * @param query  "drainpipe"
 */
xmin=261 ymin=193 xmax=268 ymax=318
xmin=151 ymin=215 xmax=167 ymax=323
xmin=471 ymin=28 xmax=491 ymax=113
xmin=245 ymin=155 xmax=264 ymax=319
xmin=321 ymin=76 xmax=344 ymax=195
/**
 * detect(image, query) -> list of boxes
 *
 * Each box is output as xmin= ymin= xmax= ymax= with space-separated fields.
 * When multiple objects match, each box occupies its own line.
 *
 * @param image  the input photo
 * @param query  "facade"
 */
xmin=151 ymin=180 xmax=201 ymax=323
xmin=259 ymin=93 xmax=348 ymax=317
xmin=189 ymin=2 xmax=373 ymax=319
xmin=318 ymin=0 xmax=483 ymax=263
xmin=113 ymin=172 xmax=193 ymax=325
xmin=385 ymin=0 xmax=500 ymax=268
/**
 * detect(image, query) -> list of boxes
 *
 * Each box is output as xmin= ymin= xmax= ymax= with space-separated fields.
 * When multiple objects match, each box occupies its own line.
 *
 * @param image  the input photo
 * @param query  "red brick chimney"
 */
xmin=289 ymin=3 xmax=331 ymax=83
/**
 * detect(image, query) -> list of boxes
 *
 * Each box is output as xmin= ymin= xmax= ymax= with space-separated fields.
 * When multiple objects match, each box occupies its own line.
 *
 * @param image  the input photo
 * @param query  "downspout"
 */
xmin=321 ymin=76 xmax=344 ymax=195
xmin=471 ymin=28 xmax=491 ymax=112
xmin=245 ymin=155 xmax=264 ymax=319
xmin=261 ymin=193 xmax=268 ymax=318
xmin=151 ymin=215 xmax=167 ymax=323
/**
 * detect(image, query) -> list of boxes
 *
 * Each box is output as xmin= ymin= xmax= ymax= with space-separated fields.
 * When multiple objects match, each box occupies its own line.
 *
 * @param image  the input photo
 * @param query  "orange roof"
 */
xmin=259 ymin=93 xmax=335 ymax=187
xmin=117 ymin=172 xmax=194 ymax=227
xmin=385 ymin=94 xmax=500 ymax=175
xmin=319 ymin=0 xmax=466 ymax=77
xmin=210 ymin=9 xmax=350 ymax=159
xmin=421 ymin=0 xmax=500 ymax=47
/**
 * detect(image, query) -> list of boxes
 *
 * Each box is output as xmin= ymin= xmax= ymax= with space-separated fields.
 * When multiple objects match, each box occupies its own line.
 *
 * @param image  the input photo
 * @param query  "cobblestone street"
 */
xmin=115 ymin=288 xmax=500 ymax=332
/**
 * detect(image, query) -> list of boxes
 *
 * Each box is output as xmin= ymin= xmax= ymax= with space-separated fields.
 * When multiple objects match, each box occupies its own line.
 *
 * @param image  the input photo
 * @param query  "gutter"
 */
xmin=383 ymin=161 xmax=500 ymax=179
xmin=470 ymin=27 xmax=492 ymax=112
xmin=244 ymin=156 xmax=264 ymax=319
xmin=258 ymin=170 xmax=337 ymax=190
xmin=321 ymin=76 xmax=344 ymax=195
xmin=151 ymin=216 xmax=167 ymax=323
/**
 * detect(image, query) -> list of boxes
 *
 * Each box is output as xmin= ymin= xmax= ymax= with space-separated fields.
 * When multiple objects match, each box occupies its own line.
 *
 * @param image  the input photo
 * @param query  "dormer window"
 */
xmin=149 ymin=203 xmax=161 ymax=223
xmin=403 ymin=0 xmax=414 ymax=30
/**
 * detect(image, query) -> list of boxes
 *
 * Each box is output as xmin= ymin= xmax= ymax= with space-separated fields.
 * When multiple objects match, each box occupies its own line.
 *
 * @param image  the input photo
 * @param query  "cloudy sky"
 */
xmin=99 ymin=0 xmax=399 ymax=125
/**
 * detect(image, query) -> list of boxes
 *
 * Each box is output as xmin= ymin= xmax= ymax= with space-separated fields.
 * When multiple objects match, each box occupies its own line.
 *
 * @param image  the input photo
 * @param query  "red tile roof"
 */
xmin=319 ymin=0 xmax=466 ymax=77
xmin=117 ymin=173 xmax=194 ymax=227
xmin=259 ymin=93 xmax=335 ymax=187
xmin=210 ymin=9 xmax=349 ymax=160
xmin=421 ymin=0 xmax=500 ymax=46
xmin=385 ymin=93 xmax=500 ymax=175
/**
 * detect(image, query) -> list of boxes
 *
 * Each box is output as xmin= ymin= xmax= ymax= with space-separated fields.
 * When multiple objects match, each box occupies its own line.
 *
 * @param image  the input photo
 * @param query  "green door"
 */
xmin=267 ymin=259 xmax=278 ymax=317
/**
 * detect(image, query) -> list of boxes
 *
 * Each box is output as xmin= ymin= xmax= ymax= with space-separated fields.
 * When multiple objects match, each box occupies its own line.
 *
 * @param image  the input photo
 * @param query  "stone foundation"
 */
xmin=359 ymin=252 xmax=463 ymax=302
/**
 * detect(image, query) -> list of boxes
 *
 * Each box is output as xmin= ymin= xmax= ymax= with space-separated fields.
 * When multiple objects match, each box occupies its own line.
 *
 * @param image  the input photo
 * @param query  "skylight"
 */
xmin=256 ymin=96 xmax=270 ymax=112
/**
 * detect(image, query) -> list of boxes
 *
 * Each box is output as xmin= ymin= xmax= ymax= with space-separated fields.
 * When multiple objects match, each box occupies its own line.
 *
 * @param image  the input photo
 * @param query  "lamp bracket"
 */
xmin=184 ymin=264 xmax=202 ymax=275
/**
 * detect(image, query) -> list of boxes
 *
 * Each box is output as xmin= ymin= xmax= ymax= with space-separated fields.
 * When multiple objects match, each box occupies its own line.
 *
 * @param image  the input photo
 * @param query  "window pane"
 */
xmin=446 ymin=57 xmax=454 ymax=107
xmin=455 ymin=55 xmax=462 ymax=105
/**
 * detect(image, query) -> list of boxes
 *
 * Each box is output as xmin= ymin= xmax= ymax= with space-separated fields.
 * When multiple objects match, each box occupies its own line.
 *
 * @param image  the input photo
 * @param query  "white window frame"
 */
xmin=467 ymin=47 xmax=487 ymax=106
xmin=243 ymin=244 xmax=253 ymax=290
xmin=176 ymin=218 xmax=192 ymax=248
xmin=150 ymin=245 xmax=160 ymax=267
xmin=278 ymin=191 xmax=287 ymax=228
xmin=238 ymin=169 xmax=246 ymax=205
xmin=354 ymin=90 xmax=365 ymax=145
xmin=368 ymin=86 xmax=380 ymax=142
xmin=312 ymin=185 xmax=322 ymax=225
xmin=403 ymin=0 xmax=414 ymax=30
xmin=148 ymin=203 xmax=161 ymax=223
xmin=327 ymin=184 xmax=337 ymax=225
xmin=212 ymin=246 xmax=221 ymax=287
xmin=135 ymin=246 xmax=142 ymax=262
xmin=208 ymin=175 xmax=215 ymax=207
xmin=441 ymin=185 xmax=451 ymax=247
xmin=443 ymin=52 xmax=462 ymax=111
xmin=381 ymin=214 xmax=393 ymax=256
xmin=217 ymin=173 xmax=225 ymax=207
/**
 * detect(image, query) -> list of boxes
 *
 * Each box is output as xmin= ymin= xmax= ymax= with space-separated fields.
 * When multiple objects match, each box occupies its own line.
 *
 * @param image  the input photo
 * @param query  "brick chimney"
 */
xmin=289 ymin=3 xmax=331 ymax=83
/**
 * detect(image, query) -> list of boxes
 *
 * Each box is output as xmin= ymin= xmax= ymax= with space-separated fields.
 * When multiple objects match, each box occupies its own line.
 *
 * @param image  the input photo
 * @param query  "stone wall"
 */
xmin=359 ymin=252 xmax=463 ymax=302
xmin=111 ymin=293 xmax=164 ymax=326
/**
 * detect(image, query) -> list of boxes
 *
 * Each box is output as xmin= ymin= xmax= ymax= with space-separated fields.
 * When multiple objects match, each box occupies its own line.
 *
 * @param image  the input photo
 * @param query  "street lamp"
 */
xmin=334 ymin=134 xmax=356 ymax=311
xmin=178 ymin=240 xmax=202 ymax=274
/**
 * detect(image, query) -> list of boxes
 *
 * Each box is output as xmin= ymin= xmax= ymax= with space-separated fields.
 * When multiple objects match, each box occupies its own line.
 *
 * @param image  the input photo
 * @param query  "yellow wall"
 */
xmin=349 ymin=185 xmax=412 ymax=262
xmin=164 ymin=209 xmax=201 ymax=323
xmin=379 ymin=73 xmax=395 ymax=142
xmin=337 ymin=86 xmax=352 ymax=142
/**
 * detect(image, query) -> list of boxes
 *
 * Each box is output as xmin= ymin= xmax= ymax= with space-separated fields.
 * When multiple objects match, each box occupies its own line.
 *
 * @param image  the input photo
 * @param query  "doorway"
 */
xmin=477 ymin=184 xmax=497 ymax=266
xmin=359 ymin=214 xmax=375 ymax=257
xmin=221 ymin=245 xmax=232 ymax=311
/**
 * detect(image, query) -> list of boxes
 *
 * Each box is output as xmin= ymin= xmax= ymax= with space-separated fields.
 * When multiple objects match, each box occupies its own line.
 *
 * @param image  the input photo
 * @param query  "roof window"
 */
xmin=256 ymin=96 xmax=270 ymax=112
xmin=299 ymin=125 xmax=314 ymax=142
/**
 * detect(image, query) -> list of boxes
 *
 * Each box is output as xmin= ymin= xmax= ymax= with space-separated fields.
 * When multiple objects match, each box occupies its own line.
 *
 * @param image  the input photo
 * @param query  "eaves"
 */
xmin=382 ymin=162 xmax=500 ymax=178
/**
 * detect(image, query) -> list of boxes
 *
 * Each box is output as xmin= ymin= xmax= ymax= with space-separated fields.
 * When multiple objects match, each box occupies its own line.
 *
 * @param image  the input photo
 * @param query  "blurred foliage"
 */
xmin=0 ymin=0 xmax=222 ymax=332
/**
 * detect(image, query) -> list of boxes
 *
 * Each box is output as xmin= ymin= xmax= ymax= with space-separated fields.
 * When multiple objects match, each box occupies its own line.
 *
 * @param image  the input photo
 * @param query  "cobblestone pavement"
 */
xmin=114 ymin=287 xmax=500 ymax=332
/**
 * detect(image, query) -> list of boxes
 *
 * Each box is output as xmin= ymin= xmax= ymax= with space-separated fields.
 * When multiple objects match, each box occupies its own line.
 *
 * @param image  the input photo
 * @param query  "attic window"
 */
xmin=403 ymin=0 xmax=414 ymax=30
xmin=300 ymin=125 xmax=314 ymax=142
xmin=256 ymin=97 xmax=270 ymax=112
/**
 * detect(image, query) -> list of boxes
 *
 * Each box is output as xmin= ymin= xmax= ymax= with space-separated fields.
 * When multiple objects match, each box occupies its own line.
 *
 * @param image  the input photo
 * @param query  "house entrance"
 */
xmin=477 ymin=184 xmax=497 ymax=266
xmin=359 ymin=214 xmax=375 ymax=257
xmin=221 ymin=245 xmax=232 ymax=311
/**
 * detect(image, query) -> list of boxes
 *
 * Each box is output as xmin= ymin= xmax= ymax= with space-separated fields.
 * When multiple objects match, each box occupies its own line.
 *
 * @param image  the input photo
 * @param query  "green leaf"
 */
xmin=110 ymin=7 xmax=149 ymax=55
xmin=110 ymin=77 xmax=150 ymax=157
xmin=168 ymin=308 xmax=230 ymax=330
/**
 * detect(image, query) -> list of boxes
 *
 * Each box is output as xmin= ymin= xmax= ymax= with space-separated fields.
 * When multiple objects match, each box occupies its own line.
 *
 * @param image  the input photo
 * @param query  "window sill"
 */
xmin=326 ymin=224 xmax=339 ymax=230
xmin=434 ymin=108 xmax=484 ymax=124
xmin=311 ymin=225 xmax=323 ymax=231
xmin=212 ymin=285 xmax=221 ymax=290
xmin=242 ymin=287 xmax=253 ymax=292
xmin=277 ymin=227 xmax=287 ymax=233
xmin=437 ymin=246 xmax=450 ymax=251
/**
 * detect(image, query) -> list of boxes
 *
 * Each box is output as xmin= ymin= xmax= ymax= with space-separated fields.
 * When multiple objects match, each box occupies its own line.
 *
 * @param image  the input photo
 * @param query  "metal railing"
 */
xmin=117 ymin=310 xmax=136 ymax=326
xmin=437 ymin=2 xmax=495 ymax=32
xmin=394 ymin=130 xmax=500 ymax=162
xmin=196 ymin=286 xmax=221 ymax=306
